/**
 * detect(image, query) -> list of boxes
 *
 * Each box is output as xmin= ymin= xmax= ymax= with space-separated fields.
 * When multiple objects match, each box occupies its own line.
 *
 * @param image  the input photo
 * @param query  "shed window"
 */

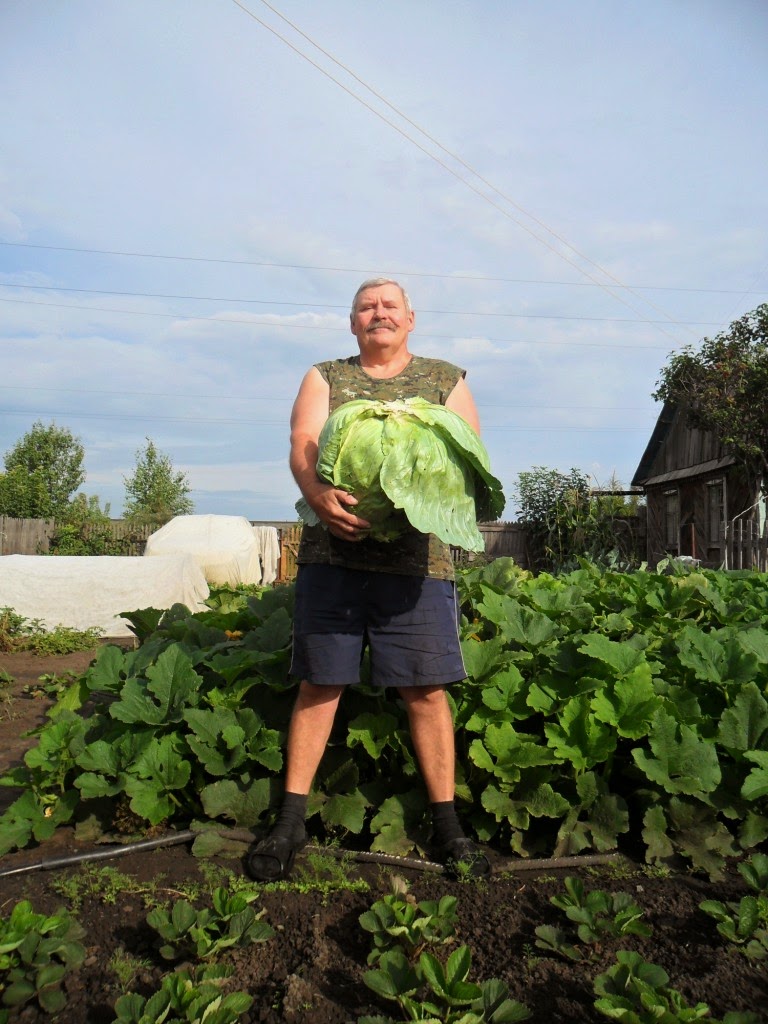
xmin=663 ymin=489 xmax=679 ymax=549
xmin=707 ymin=479 xmax=725 ymax=545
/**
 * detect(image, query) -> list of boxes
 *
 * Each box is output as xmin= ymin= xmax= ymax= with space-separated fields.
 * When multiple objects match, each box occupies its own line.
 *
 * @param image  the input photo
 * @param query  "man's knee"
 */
xmin=397 ymin=684 xmax=447 ymax=707
xmin=295 ymin=679 xmax=345 ymax=710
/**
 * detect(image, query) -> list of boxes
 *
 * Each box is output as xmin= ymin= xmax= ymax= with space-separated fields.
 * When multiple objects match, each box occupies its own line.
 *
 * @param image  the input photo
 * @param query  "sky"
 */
xmin=1 ymin=0 xmax=767 ymax=523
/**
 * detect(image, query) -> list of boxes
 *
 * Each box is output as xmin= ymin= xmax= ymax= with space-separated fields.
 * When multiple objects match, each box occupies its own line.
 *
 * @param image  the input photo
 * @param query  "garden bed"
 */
xmin=1 ymin=650 xmax=766 ymax=1023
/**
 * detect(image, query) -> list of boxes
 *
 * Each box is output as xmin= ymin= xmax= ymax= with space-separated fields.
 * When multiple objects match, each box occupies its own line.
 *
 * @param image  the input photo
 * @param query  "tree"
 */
xmin=653 ymin=303 xmax=768 ymax=491
xmin=48 ymin=493 xmax=134 ymax=555
xmin=0 ymin=421 xmax=85 ymax=518
xmin=514 ymin=466 xmax=642 ymax=573
xmin=123 ymin=438 xmax=194 ymax=525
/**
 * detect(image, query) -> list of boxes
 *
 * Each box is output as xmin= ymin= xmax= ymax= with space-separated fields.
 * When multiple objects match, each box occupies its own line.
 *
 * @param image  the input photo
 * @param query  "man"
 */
xmin=246 ymin=278 xmax=489 ymax=881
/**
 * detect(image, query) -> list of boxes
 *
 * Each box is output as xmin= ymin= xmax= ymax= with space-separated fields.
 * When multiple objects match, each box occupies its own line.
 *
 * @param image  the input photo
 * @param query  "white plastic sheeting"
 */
xmin=0 ymin=554 xmax=210 ymax=638
xmin=144 ymin=515 xmax=279 ymax=586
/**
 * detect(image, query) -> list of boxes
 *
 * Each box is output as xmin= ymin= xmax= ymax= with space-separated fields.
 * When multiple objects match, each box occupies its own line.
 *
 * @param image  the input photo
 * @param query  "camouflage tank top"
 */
xmin=296 ymin=354 xmax=466 ymax=579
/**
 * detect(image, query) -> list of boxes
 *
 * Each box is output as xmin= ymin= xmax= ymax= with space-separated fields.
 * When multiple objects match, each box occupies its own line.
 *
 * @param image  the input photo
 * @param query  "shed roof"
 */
xmin=631 ymin=401 xmax=677 ymax=488
xmin=641 ymin=456 xmax=736 ymax=488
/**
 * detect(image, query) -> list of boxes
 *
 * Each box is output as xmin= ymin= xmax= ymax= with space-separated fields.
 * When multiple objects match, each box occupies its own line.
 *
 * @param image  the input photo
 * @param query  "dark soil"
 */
xmin=1 ymin=649 xmax=766 ymax=1024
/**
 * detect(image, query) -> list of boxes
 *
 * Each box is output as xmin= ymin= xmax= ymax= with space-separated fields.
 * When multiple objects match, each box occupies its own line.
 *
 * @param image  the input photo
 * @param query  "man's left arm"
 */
xmin=445 ymin=376 xmax=481 ymax=434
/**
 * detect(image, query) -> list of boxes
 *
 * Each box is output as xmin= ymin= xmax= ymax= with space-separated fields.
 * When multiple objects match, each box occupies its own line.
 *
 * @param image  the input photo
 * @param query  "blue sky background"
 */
xmin=1 ymin=0 xmax=767 ymax=521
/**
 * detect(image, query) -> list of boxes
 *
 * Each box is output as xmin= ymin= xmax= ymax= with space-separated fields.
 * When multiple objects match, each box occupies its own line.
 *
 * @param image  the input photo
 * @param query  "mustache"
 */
xmin=366 ymin=320 xmax=396 ymax=332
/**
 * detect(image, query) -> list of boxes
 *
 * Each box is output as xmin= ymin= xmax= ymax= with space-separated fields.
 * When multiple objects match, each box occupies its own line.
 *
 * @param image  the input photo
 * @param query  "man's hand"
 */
xmin=303 ymin=480 xmax=371 ymax=541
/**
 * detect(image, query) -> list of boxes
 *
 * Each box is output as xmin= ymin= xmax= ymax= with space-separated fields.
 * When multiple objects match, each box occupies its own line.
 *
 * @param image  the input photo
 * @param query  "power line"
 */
xmin=0 ymin=407 xmax=651 ymax=432
xmin=1 ymin=241 xmax=763 ymax=296
xmin=0 ymin=383 xmax=653 ymax=412
xmin=0 ymin=296 xmax=710 ymax=342
xmin=228 ymin=0 xmax=694 ymax=344
xmin=0 ymin=282 xmax=725 ymax=325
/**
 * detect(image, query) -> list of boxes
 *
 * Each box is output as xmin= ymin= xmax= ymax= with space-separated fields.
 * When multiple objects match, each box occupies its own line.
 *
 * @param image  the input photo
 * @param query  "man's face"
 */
xmin=350 ymin=284 xmax=415 ymax=349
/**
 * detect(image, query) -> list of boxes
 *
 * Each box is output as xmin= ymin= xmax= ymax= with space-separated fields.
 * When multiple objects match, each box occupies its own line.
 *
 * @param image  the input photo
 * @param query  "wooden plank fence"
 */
xmin=723 ymin=517 xmax=768 ymax=571
xmin=0 ymin=517 xmax=530 ymax=580
xmin=0 ymin=516 xmax=55 ymax=555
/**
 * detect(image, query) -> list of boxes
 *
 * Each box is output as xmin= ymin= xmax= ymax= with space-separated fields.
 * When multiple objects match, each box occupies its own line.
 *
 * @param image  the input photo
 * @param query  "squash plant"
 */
xmin=0 ymin=563 xmax=767 ymax=879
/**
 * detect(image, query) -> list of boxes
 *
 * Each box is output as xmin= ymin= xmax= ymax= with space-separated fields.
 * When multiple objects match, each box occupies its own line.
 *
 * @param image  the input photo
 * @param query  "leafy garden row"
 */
xmin=1 ymin=559 xmax=767 ymax=879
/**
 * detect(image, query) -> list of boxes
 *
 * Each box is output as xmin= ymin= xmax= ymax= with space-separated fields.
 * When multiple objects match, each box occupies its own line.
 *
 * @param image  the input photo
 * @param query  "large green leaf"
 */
xmin=633 ymin=709 xmax=721 ymax=795
xmin=590 ymin=666 xmax=661 ymax=739
xmin=717 ymin=683 xmax=768 ymax=754
xmin=110 ymin=645 xmax=202 ymax=726
xmin=544 ymin=695 xmax=616 ymax=771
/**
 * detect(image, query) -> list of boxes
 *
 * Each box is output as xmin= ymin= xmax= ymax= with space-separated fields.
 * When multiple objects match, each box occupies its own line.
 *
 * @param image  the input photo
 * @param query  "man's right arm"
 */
xmin=289 ymin=367 xmax=370 ymax=540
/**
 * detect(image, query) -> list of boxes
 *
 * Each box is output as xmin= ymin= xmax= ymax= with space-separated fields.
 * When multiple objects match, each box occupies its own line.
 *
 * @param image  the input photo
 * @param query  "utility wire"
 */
xmin=0 ymin=297 xmax=676 ymax=348
xmin=1 ymin=241 xmax=763 ymax=296
xmin=0 ymin=283 xmax=723 ymax=325
xmin=0 ymin=407 xmax=650 ymax=432
xmin=0 ymin=383 xmax=651 ymax=412
xmin=229 ymin=0 xmax=690 ymax=344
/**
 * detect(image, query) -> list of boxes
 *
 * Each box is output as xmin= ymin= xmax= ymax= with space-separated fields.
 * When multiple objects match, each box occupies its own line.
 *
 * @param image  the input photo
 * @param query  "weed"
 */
xmin=261 ymin=848 xmax=369 ymax=903
xmin=521 ymin=942 xmax=541 ymax=969
xmin=641 ymin=863 xmax=672 ymax=880
xmin=49 ymin=864 xmax=167 ymax=912
xmin=23 ymin=672 xmax=80 ymax=700
xmin=107 ymin=948 xmax=153 ymax=992
xmin=0 ymin=670 xmax=16 ymax=720
xmin=0 ymin=607 xmax=101 ymax=655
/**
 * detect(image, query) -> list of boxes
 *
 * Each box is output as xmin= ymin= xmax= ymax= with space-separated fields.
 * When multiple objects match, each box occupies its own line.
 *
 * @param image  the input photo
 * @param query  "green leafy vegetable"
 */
xmin=296 ymin=397 xmax=505 ymax=550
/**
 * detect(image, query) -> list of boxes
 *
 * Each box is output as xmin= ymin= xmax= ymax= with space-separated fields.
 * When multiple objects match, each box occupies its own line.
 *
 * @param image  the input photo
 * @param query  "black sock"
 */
xmin=271 ymin=791 xmax=308 ymax=840
xmin=430 ymin=800 xmax=465 ymax=845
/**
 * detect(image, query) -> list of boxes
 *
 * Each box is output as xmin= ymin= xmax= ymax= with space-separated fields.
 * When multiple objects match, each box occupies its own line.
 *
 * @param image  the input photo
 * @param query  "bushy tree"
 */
xmin=0 ymin=421 xmax=85 ymax=518
xmin=48 ymin=494 xmax=134 ymax=555
xmin=514 ymin=466 xmax=641 ymax=573
xmin=653 ymin=303 xmax=768 ymax=490
xmin=123 ymin=438 xmax=194 ymax=525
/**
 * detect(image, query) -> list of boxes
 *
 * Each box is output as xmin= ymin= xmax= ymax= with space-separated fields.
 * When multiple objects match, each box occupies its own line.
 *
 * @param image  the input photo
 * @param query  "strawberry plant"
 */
xmin=145 ymin=886 xmax=274 ymax=961
xmin=359 ymin=888 xmax=530 ymax=1023
xmin=0 ymin=899 xmax=86 ymax=1015
xmin=360 ymin=946 xmax=531 ymax=1024
xmin=534 ymin=875 xmax=650 ymax=961
xmin=359 ymin=880 xmax=459 ymax=964
xmin=112 ymin=964 xmax=252 ymax=1024
xmin=592 ymin=950 xmax=761 ymax=1023
xmin=698 ymin=851 xmax=768 ymax=959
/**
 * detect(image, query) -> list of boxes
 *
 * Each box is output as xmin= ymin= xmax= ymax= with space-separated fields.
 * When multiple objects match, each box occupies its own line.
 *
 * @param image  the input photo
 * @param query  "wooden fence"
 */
xmin=0 ymin=517 xmax=158 ymax=557
xmin=1 ymin=516 xmax=530 ymax=581
xmin=723 ymin=517 xmax=768 ymax=571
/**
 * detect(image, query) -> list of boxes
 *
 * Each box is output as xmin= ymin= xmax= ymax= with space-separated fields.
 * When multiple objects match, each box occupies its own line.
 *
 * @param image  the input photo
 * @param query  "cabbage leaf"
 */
xmin=296 ymin=398 xmax=505 ymax=551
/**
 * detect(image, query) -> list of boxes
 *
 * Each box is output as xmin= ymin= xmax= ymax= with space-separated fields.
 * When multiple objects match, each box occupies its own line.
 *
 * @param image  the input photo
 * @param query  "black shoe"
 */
xmin=245 ymin=830 xmax=307 ymax=882
xmin=435 ymin=837 xmax=490 ymax=879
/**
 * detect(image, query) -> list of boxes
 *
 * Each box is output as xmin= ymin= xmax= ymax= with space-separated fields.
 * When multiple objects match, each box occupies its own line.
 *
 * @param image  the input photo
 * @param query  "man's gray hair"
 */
xmin=351 ymin=278 xmax=412 ymax=317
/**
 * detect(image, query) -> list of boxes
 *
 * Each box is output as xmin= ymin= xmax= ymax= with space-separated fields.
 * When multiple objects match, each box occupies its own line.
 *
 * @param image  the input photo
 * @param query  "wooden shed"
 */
xmin=631 ymin=402 xmax=766 ymax=569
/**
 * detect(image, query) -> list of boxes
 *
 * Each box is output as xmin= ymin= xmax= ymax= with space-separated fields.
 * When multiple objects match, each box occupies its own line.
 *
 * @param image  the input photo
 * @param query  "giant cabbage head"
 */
xmin=296 ymin=398 xmax=505 ymax=551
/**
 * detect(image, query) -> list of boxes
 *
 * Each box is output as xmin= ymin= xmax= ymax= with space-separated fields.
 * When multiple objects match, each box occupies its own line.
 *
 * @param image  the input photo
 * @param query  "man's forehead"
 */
xmin=357 ymin=284 xmax=404 ymax=304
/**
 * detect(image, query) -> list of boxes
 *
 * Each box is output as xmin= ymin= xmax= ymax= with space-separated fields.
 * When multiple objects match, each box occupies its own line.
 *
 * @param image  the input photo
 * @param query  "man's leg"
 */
xmin=399 ymin=684 xmax=489 ymax=877
xmin=397 ymin=685 xmax=456 ymax=802
xmin=246 ymin=680 xmax=343 ymax=880
xmin=285 ymin=681 xmax=345 ymax=793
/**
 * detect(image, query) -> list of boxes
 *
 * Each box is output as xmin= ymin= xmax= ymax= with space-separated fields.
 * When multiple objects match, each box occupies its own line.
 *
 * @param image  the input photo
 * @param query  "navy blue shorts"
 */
xmin=290 ymin=564 xmax=467 ymax=688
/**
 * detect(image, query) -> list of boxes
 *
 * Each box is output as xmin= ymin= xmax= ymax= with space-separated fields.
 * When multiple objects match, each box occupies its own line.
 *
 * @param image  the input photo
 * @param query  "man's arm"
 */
xmin=289 ymin=367 xmax=370 ymax=540
xmin=445 ymin=376 xmax=481 ymax=434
